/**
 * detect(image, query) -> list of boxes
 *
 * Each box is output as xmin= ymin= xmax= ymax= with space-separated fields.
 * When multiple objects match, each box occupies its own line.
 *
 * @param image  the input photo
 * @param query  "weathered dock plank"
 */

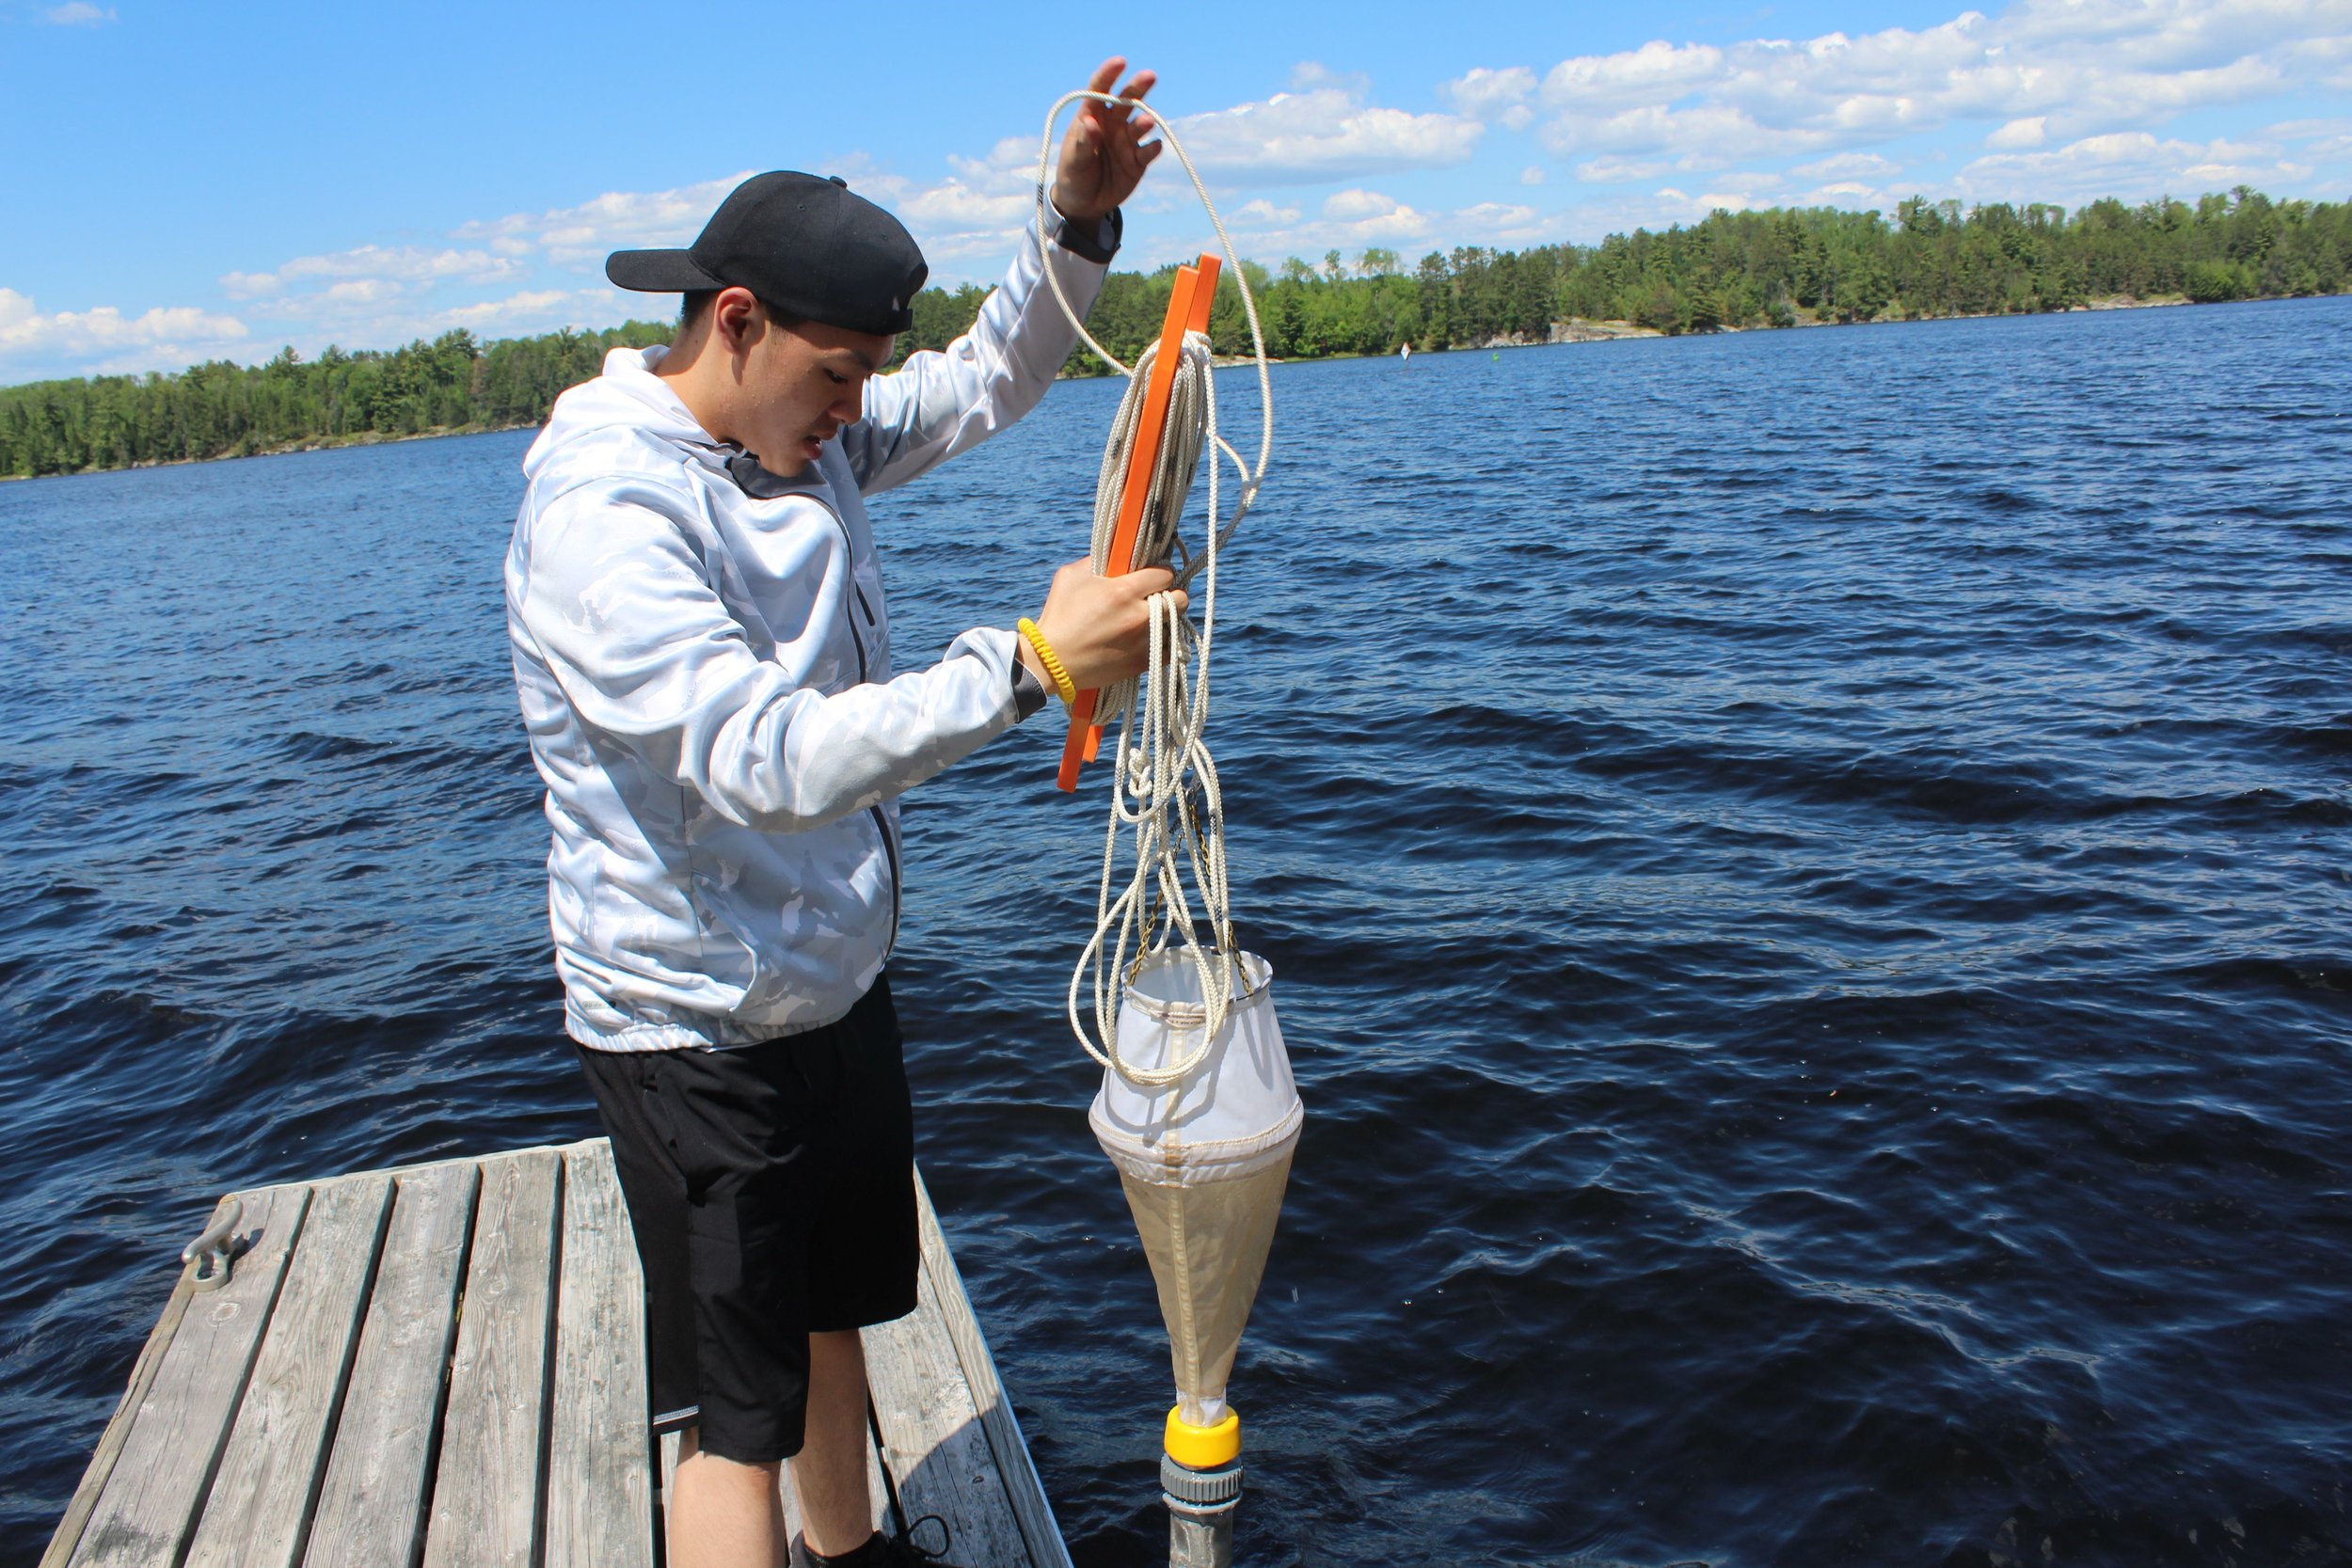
xmin=543 ymin=1139 xmax=653 ymax=1568
xmin=48 ymin=1140 xmax=1070 ymax=1568
xmin=913 ymin=1171 xmax=1075 ymax=1568
xmin=183 ymin=1173 xmax=394 ymax=1568
xmin=301 ymin=1158 xmax=478 ymax=1568
xmin=38 ymin=1234 xmax=203 ymax=1568
xmin=423 ymin=1148 xmax=561 ymax=1568
xmin=67 ymin=1182 xmax=310 ymax=1568
xmin=865 ymin=1248 xmax=1034 ymax=1568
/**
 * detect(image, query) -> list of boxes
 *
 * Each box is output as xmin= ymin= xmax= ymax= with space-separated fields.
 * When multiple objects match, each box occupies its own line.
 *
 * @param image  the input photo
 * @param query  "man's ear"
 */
xmin=711 ymin=287 xmax=765 ymax=352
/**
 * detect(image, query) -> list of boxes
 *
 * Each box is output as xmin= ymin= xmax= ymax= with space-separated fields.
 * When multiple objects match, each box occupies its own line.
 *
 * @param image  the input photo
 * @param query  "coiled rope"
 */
xmin=1031 ymin=91 xmax=1274 ymax=1086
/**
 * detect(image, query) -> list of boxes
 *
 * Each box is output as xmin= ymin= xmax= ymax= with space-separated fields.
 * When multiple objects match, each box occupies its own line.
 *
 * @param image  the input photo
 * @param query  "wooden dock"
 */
xmin=42 ymin=1139 xmax=1073 ymax=1568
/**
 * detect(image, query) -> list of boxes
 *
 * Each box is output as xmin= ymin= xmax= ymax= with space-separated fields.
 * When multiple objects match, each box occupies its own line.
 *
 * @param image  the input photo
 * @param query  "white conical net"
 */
xmin=1090 ymin=952 xmax=1301 ymax=1426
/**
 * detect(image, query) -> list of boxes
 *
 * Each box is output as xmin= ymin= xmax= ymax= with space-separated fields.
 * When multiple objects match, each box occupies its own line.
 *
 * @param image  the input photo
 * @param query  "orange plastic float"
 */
xmin=1056 ymin=251 xmax=1224 ymax=792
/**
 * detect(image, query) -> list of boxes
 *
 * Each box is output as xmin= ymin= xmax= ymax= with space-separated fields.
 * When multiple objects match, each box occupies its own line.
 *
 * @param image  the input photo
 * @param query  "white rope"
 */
xmin=1031 ymin=92 xmax=1274 ymax=1087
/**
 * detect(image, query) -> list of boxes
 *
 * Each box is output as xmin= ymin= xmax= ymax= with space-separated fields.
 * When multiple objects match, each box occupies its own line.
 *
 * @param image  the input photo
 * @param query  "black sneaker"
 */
xmin=872 ymin=1516 xmax=959 ymax=1566
xmin=790 ymin=1516 xmax=961 ymax=1568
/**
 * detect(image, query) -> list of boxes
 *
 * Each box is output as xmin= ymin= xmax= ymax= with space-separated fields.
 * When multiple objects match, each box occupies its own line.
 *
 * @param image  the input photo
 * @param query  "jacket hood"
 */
xmin=524 ymin=345 xmax=715 ymax=482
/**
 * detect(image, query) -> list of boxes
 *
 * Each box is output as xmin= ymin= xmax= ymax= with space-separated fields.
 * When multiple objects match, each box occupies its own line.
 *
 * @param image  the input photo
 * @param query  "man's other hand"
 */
xmin=1026 ymin=560 xmax=1187 ymax=692
xmin=1053 ymin=56 xmax=1162 ymax=226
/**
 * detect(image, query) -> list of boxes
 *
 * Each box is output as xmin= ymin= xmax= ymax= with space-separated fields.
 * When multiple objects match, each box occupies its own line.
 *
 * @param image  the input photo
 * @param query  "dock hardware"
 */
xmin=181 ymin=1197 xmax=243 ymax=1292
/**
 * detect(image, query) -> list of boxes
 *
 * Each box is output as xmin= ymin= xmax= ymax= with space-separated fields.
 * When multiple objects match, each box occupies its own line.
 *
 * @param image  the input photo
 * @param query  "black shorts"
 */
xmin=576 ymin=974 xmax=917 ymax=1465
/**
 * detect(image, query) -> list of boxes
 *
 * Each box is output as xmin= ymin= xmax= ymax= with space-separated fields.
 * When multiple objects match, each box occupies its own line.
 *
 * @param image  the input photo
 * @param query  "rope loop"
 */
xmin=1033 ymin=94 xmax=1273 ymax=1087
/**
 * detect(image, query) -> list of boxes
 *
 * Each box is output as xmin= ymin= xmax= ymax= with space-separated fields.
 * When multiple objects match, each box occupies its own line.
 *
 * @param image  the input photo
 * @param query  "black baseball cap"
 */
xmin=606 ymin=171 xmax=928 ymax=337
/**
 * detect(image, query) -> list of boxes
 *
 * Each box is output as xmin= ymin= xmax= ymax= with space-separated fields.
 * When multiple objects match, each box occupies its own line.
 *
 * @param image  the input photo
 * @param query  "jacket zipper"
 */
xmin=806 ymin=492 xmax=898 ymax=960
xmin=870 ymin=803 xmax=901 ymax=958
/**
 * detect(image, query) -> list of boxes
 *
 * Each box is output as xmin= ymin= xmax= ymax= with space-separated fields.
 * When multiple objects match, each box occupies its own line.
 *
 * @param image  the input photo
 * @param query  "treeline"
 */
xmin=0 ymin=321 xmax=675 ymax=479
xmin=5 ymin=187 xmax=2344 ymax=478
xmin=969 ymin=185 xmax=2346 ymax=365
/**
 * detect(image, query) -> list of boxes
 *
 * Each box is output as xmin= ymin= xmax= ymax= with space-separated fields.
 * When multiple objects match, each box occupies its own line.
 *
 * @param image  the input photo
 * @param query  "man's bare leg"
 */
xmin=670 ymin=1428 xmax=787 ymax=1568
xmin=792 ymin=1329 xmax=876 ymax=1557
xmin=665 ymin=1333 xmax=872 ymax=1567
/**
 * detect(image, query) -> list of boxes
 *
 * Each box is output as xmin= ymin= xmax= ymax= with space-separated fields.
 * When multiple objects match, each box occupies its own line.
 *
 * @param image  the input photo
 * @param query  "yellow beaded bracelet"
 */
xmin=1016 ymin=617 xmax=1078 ymax=705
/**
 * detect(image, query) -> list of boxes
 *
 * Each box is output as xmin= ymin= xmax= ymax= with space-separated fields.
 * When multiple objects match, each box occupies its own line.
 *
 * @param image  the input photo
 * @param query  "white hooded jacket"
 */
xmin=507 ymin=218 xmax=1109 ymax=1051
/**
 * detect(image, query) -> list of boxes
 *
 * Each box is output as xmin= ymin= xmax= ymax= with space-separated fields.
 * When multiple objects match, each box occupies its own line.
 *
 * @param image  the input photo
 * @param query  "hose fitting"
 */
xmin=1162 ymin=1446 xmax=1245 ymax=1568
xmin=1162 ymin=1451 xmax=1244 ymax=1507
xmin=1163 ymin=1404 xmax=1242 ymax=1468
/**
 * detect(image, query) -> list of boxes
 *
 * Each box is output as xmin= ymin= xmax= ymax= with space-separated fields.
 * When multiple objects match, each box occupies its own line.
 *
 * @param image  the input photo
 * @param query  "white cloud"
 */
xmin=1557 ymin=187 xmax=1752 ymax=238
xmin=1521 ymin=166 xmax=1547 ymax=186
xmin=1999 ymin=0 xmax=2346 ymax=70
xmin=1958 ymin=129 xmax=2314 ymax=200
xmin=0 ymin=288 xmax=246 ymax=368
xmin=220 ymin=244 xmax=523 ymax=299
xmin=945 ymin=138 xmax=1035 ymax=186
xmin=320 ymin=279 xmax=399 ymax=305
xmin=1304 ymin=188 xmax=1432 ymax=239
xmin=453 ymin=172 xmax=754 ymax=267
xmin=1555 ymin=193 xmax=1665 ymax=238
xmin=1575 ymin=155 xmax=1674 ymax=183
xmin=1548 ymin=100 xmax=1852 ymax=162
xmin=1323 ymin=188 xmax=1400 ymax=220
xmin=898 ymin=180 xmax=1034 ymax=231
xmin=1442 ymin=66 xmax=1538 ymax=131
xmin=844 ymin=138 xmax=1061 ymax=262
xmin=1231 ymin=198 xmax=1303 ymax=227
xmin=291 ymin=245 xmax=516 ymax=285
xmin=1452 ymin=0 xmax=2352 ymax=166
xmin=437 ymin=289 xmax=602 ymax=331
xmin=1193 ymin=194 xmax=1569 ymax=265
xmin=1540 ymin=40 xmax=1728 ymax=113
xmin=2266 ymin=116 xmax=2352 ymax=139
xmin=1795 ymin=179 xmax=1902 ymax=209
xmin=197 ymin=235 xmax=560 ymax=356
xmin=1792 ymin=151 xmax=1903 ymax=180
xmin=41 ymin=2 xmax=116 ymax=24
xmin=1706 ymin=169 xmax=1789 ymax=194
xmin=1158 ymin=65 xmax=1484 ymax=184
xmin=817 ymin=151 xmax=914 ymax=207
xmin=1692 ymin=190 xmax=1772 ymax=213
xmin=1454 ymin=202 xmax=1557 ymax=245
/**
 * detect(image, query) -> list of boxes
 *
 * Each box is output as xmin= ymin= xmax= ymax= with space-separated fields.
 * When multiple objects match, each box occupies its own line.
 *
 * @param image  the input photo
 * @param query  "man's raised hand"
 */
xmin=1052 ymin=56 xmax=1162 ymax=226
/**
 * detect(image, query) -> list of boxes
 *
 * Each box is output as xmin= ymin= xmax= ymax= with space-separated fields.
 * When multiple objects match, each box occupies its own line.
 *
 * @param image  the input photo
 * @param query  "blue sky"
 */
xmin=3 ymin=0 xmax=2345 ymax=383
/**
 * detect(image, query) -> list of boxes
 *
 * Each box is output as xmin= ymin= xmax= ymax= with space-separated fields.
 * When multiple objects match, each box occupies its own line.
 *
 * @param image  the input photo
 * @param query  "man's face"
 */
xmin=736 ymin=309 xmax=895 ymax=477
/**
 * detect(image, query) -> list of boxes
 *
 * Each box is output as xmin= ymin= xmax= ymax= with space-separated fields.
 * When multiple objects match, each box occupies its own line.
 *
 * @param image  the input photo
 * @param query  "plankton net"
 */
xmin=1089 ymin=949 xmax=1301 ymax=1433
xmin=1031 ymin=87 xmax=1295 ymax=1567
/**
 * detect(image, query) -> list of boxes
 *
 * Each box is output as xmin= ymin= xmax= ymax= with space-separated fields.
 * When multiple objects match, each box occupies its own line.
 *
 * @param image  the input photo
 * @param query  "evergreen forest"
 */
xmin=5 ymin=187 xmax=2344 ymax=479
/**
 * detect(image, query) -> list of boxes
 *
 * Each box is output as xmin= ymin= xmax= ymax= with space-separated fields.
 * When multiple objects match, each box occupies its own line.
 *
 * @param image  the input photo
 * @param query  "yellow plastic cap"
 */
xmin=1164 ymin=1405 xmax=1242 ymax=1468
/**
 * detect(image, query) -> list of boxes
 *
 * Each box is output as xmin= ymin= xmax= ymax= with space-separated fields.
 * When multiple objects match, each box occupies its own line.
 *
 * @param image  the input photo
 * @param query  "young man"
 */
xmin=504 ymin=59 xmax=1170 ymax=1568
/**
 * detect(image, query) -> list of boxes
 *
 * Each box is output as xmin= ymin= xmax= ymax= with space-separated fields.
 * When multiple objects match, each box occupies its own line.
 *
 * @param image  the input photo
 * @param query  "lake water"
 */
xmin=3 ymin=297 xmax=2348 ymax=1567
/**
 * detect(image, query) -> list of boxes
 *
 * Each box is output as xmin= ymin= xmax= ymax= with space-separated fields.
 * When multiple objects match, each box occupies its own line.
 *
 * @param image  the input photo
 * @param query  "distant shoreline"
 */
xmin=1422 ymin=289 xmax=2196 ymax=356
xmin=0 ymin=419 xmax=546 ymax=481
xmin=0 ymin=290 xmax=2284 ymax=483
